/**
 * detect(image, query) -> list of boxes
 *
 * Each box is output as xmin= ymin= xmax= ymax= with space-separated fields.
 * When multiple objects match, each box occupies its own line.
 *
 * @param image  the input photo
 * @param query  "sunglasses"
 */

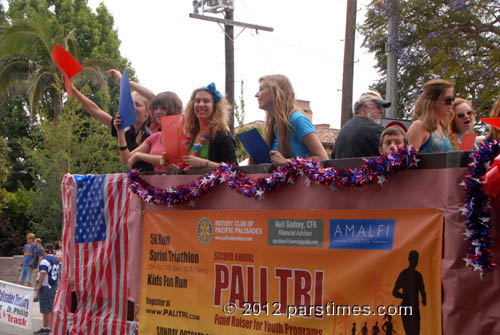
xmin=440 ymin=96 xmax=455 ymax=105
xmin=456 ymin=110 xmax=474 ymax=118
xmin=367 ymin=102 xmax=384 ymax=111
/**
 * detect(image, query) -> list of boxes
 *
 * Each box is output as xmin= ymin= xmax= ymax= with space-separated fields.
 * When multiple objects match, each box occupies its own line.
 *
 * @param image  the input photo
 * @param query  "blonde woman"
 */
xmin=181 ymin=83 xmax=238 ymax=169
xmin=71 ymin=84 xmax=154 ymax=171
xmin=408 ymin=79 xmax=454 ymax=153
xmin=116 ymin=91 xmax=183 ymax=171
xmin=447 ymin=98 xmax=477 ymax=150
xmin=254 ymin=74 xmax=328 ymax=164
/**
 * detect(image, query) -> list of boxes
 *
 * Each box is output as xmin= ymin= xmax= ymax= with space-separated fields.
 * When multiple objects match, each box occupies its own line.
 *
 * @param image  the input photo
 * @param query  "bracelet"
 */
xmin=205 ymin=159 xmax=209 ymax=168
xmin=118 ymin=145 xmax=128 ymax=151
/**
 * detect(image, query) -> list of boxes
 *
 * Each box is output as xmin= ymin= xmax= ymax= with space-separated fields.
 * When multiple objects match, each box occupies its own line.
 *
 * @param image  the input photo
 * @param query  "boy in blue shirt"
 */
xmin=33 ymin=243 xmax=60 ymax=334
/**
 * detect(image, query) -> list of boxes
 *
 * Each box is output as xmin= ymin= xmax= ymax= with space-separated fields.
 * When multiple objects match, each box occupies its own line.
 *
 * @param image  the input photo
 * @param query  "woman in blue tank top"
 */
xmin=408 ymin=79 xmax=454 ymax=153
xmin=254 ymin=74 xmax=328 ymax=164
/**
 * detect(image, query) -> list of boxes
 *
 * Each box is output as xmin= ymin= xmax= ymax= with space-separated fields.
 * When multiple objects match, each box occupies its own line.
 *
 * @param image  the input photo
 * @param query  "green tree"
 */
xmin=0 ymin=0 xmax=135 ymax=249
xmin=360 ymin=0 xmax=500 ymax=121
xmin=0 ymin=188 xmax=34 ymax=256
xmin=26 ymin=98 xmax=124 ymax=242
xmin=0 ymin=136 xmax=33 ymax=256
xmin=0 ymin=14 xmax=108 ymax=119
xmin=0 ymin=98 xmax=35 ymax=192
xmin=0 ymin=137 xmax=10 ymax=212
xmin=233 ymin=80 xmax=261 ymax=162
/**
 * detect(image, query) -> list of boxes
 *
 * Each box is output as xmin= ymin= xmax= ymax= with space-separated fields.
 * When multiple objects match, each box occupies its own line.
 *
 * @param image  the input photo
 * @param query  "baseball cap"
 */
xmin=354 ymin=91 xmax=391 ymax=111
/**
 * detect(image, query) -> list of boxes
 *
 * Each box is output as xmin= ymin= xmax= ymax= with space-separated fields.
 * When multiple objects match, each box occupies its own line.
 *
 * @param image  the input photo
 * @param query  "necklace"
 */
xmin=185 ymin=131 xmax=209 ymax=157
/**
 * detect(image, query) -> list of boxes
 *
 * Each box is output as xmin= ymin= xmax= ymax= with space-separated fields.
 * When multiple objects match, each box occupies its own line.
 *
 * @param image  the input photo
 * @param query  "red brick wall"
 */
xmin=0 ymin=255 xmax=24 ymax=283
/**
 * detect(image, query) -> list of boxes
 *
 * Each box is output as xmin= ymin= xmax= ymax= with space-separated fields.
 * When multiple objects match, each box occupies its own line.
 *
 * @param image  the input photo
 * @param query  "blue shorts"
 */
xmin=39 ymin=286 xmax=56 ymax=314
xmin=18 ymin=266 xmax=33 ymax=283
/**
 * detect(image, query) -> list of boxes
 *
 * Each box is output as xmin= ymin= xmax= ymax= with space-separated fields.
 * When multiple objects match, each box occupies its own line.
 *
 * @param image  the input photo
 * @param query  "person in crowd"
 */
xmin=408 ymin=79 xmax=454 ymax=153
xmin=30 ymin=238 xmax=46 ymax=299
xmin=116 ymin=91 xmax=184 ymax=171
xmin=254 ymin=74 xmax=328 ymax=164
xmin=487 ymin=96 xmax=500 ymax=140
xmin=55 ymin=240 xmax=63 ymax=263
xmin=333 ymin=91 xmax=391 ymax=159
xmin=448 ymin=98 xmax=477 ymax=150
xmin=55 ymin=240 xmax=63 ymax=282
xmin=168 ymin=83 xmax=238 ymax=169
xmin=18 ymin=233 xmax=35 ymax=287
xmin=379 ymin=126 xmax=407 ymax=155
xmin=107 ymin=69 xmax=160 ymax=132
xmin=71 ymin=85 xmax=154 ymax=171
xmin=33 ymin=243 xmax=60 ymax=334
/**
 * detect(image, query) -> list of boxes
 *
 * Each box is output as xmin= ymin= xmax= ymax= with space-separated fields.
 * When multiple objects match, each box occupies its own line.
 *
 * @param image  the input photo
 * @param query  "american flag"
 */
xmin=52 ymin=173 xmax=129 ymax=335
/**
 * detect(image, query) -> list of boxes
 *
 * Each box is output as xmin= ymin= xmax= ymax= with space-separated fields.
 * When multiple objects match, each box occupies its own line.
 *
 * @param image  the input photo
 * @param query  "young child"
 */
xmin=379 ymin=126 xmax=408 ymax=155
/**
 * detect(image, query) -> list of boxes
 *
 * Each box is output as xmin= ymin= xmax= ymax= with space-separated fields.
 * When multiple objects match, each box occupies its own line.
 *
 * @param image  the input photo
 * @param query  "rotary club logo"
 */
xmin=197 ymin=217 xmax=213 ymax=244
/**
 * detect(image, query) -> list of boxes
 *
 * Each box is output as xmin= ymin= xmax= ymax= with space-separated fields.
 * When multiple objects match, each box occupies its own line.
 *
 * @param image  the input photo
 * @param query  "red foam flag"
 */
xmin=480 ymin=118 xmax=500 ymax=130
xmin=482 ymin=153 xmax=500 ymax=198
xmin=161 ymin=114 xmax=190 ymax=167
xmin=51 ymin=44 xmax=83 ymax=97
xmin=483 ymin=165 xmax=500 ymax=198
xmin=459 ymin=133 xmax=477 ymax=151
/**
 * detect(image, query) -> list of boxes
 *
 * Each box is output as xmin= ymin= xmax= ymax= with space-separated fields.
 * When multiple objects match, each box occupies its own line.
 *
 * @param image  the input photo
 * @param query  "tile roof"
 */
xmin=235 ymin=121 xmax=339 ymax=148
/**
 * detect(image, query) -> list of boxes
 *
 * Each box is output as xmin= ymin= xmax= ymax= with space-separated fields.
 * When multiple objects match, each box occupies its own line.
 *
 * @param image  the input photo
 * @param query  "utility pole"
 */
xmin=190 ymin=1 xmax=273 ymax=133
xmin=224 ymin=7 xmax=235 ymax=132
xmin=386 ymin=0 xmax=399 ymax=118
xmin=341 ymin=0 xmax=357 ymax=128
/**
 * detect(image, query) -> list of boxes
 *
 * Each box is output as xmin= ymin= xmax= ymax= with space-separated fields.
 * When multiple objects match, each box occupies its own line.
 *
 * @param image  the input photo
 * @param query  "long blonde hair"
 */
xmin=488 ymin=96 xmax=500 ymax=140
xmin=447 ymin=98 xmax=472 ymax=150
xmin=413 ymin=79 xmax=454 ymax=132
xmin=260 ymin=74 xmax=303 ymax=158
xmin=131 ymin=92 xmax=151 ymax=145
xmin=184 ymin=87 xmax=230 ymax=149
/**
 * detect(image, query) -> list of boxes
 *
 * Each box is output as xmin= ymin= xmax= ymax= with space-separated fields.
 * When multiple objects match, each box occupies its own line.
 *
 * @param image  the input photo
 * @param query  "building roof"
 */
xmin=235 ymin=121 xmax=339 ymax=148
xmin=314 ymin=124 xmax=339 ymax=147
xmin=234 ymin=120 xmax=265 ymax=132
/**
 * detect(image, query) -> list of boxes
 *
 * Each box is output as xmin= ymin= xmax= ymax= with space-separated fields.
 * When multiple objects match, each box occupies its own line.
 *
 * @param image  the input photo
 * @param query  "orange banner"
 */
xmin=139 ymin=209 xmax=442 ymax=335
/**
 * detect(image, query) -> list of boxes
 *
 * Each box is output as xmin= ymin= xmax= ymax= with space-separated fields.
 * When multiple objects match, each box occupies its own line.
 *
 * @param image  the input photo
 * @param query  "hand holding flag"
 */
xmin=51 ymin=44 xmax=83 ymax=97
xmin=118 ymin=70 xmax=136 ymax=129
xmin=161 ymin=114 xmax=190 ymax=167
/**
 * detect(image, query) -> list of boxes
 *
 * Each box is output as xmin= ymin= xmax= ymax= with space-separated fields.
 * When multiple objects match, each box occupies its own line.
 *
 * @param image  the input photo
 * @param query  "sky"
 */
xmin=5 ymin=0 xmax=382 ymax=129
xmin=85 ymin=0 xmax=382 ymax=129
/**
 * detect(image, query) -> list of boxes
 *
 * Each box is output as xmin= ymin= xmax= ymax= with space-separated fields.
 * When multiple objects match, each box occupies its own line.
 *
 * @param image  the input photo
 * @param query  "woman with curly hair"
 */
xmin=487 ymin=96 xmax=500 ymax=140
xmin=447 ymin=98 xmax=477 ymax=150
xmin=254 ymin=74 xmax=328 ymax=164
xmin=408 ymin=79 xmax=454 ymax=153
xmin=180 ymin=83 xmax=238 ymax=169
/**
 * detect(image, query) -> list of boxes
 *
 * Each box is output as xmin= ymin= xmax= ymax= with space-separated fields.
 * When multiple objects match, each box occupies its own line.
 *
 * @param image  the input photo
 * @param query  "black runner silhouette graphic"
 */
xmin=392 ymin=250 xmax=427 ymax=335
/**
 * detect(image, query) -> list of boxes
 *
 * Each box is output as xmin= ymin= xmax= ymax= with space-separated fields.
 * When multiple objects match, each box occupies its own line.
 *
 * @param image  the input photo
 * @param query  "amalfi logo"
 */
xmin=329 ymin=219 xmax=395 ymax=250
xmin=197 ymin=217 xmax=213 ymax=244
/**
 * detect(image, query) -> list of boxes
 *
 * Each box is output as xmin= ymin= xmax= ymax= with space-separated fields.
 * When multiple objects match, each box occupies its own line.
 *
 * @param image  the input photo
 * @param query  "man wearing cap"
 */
xmin=333 ymin=91 xmax=391 ymax=159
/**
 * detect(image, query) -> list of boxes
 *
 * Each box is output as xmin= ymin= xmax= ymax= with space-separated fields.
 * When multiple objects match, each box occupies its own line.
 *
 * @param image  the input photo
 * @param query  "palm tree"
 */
xmin=0 ymin=14 xmax=109 ymax=120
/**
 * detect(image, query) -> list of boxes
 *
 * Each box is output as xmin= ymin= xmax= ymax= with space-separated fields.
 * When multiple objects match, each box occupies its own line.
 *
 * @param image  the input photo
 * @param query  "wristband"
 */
xmin=118 ymin=145 xmax=128 ymax=151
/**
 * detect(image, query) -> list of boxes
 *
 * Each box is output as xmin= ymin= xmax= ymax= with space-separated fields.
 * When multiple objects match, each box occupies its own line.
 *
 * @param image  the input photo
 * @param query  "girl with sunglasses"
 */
xmin=447 ymin=98 xmax=477 ymax=150
xmin=408 ymin=79 xmax=454 ymax=153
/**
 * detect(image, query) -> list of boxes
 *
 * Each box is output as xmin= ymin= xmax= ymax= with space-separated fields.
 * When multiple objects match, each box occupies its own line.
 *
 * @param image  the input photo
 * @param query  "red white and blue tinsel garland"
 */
xmin=127 ymin=144 xmax=499 ymax=275
xmin=127 ymin=146 xmax=418 ymax=204
xmin=461 ymin=139 xmax=499 ymax=277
